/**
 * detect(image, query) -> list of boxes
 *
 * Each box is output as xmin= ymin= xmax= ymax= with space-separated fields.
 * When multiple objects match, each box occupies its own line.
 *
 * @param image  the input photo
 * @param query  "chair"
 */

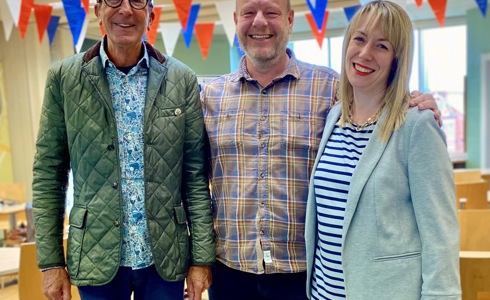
xmin=456 ymin=181 xmax=489 ymax=209
xmin=458 ymin=210 xmax=490 ymax=251
xmin=460 ymin=252 xmax=490 ymax=300
xmin=18 ymin=241 xmax=80 ymax=300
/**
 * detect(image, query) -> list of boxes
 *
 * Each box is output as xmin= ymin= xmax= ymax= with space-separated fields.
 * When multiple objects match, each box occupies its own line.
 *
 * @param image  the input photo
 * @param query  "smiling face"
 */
xmin=345 ymin=19 xmax=395 ymax=97
xmin=234 ymin=0 xmax=293 ymax=66
xmin=95 ymin=0 xmax=154 ymax=54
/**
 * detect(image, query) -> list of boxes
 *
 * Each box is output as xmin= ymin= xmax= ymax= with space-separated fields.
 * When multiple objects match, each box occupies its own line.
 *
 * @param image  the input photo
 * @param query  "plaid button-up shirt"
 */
xmin=201 ymin=49 xmax=339 ymax=274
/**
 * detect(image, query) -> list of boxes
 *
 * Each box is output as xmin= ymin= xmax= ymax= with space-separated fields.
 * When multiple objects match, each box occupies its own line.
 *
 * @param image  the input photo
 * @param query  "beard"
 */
xmin=238 ymin=34 xmax=289 ymax=67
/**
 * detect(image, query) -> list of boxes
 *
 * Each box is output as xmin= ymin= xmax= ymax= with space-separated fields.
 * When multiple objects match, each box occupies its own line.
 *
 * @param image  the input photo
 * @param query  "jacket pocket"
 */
xmin=372 ymin=251 xmax=421 ymax=262
xmin=173 ymin=205 xmax=190 ymax=273
xmin=67 ymin=206 xmax=87 ymax=278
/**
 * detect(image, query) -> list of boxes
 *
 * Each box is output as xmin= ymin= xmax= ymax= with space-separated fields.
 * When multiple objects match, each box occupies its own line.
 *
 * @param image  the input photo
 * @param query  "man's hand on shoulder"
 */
xmin=409 ymin=91 xmax=442 ymax=127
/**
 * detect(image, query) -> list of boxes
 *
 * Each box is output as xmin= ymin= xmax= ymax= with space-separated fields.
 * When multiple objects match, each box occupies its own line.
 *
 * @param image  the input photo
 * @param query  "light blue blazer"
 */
xmin=305 ymin=104 xmax=461 ymax=299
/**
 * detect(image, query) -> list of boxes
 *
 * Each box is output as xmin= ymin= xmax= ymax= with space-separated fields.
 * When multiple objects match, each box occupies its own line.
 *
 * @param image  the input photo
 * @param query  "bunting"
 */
xmin=146 ymin=6 xmax=162 ymax=45
xmin=305 ymin=11 xmax=329 ymax=48
xmin=215 ymin=1 xmax=236 ymax=47
xmin=474 ymin=0 xmax=488 ymax=17
xmin=5 ymin=0 xmax=21 ymax=27
xmin=160 ymin=22 xmax=181 ymax=57
xmin=234 ymin=34 xmax=245 ymax=57
xmin=182 ymin=3 xmax=200 ymax=48
xmin=61 ymin=0 xmax=87 ymax=47
xmin=428 ymin=0 xmax=447 ymax=27
xmin=343 ymin=5 xmax=361 ymax=22
xmin=0 ymin=0 xmax=15 ymax=41
xmin=194 ymin=23 xmax=215 ymax=59
xmin=47 ymin=16 xmax=60 ymax=46
xmin=82 ymin=0 xmax=90 ymax=13
xmin=33 ymin=4 xmax=53 ymax=43
xmin=415 ymin=0 xmax=423 ymax=9
xmin=305 ymin=0 xmax=329 ymax=31
xmin=18 ymin=0 xmax=34 ymax=39
xmin=173 ymin=0 xmax=192 ymax=30
xmin=75 ymin=17 xmax=89 ymax=53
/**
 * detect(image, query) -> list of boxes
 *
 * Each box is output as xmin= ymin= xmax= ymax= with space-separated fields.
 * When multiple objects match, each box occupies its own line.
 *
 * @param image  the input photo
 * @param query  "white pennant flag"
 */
xmin=0 ymin=0 xmax=14 ymax=41
xmin=75 ymin=17 xmax=89 ymax=53
xmin=5 ymin=0 xmax=21 ymax=27
xmin=215 ymin=1 xmax=235 ymax=47
xmin=160 ymin=22 xmax=181 ymax=57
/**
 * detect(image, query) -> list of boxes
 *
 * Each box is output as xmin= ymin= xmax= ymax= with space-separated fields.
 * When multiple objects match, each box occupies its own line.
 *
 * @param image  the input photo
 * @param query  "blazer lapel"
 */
xmin=342 ymin=110 xmax=391 ymax=238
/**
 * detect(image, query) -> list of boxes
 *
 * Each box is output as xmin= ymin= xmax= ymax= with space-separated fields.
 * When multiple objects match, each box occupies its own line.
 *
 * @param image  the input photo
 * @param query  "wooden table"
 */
xmin=0 ymin=203 xmax=25 ymax=230
xmin=0 ymin=247 xmax=20 ymax=288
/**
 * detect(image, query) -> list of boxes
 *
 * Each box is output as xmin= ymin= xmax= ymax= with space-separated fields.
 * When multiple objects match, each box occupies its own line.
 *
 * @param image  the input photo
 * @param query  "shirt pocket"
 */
xmin=280 ymin=110 xmax=322 ymax=152
xmin=207 ymin=109 xmax=244 ymax=151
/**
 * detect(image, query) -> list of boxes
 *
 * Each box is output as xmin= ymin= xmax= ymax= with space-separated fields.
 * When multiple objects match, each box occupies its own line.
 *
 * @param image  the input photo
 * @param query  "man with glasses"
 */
xmin=32 ymin=0 xmax=214 ymax=299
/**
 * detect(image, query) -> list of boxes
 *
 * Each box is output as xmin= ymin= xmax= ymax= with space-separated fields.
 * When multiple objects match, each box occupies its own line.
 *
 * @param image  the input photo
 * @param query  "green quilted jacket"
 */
xmin=32 ymin=41 xmax=215 ymax=286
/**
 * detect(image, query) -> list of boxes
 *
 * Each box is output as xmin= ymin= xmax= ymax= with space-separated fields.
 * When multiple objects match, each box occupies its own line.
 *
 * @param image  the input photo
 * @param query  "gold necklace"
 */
xmin=347 ymin=101 xmax=383 ymax=132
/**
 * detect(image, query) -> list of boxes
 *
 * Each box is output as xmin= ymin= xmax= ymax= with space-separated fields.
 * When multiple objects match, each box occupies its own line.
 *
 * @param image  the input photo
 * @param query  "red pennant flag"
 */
xmin=99 ymin=23 xmax=106 ymax=36
xmin=428 ymin=0 xmax=447 ymax=27
xmin=82 ymin=0 xmax=90 ymax=13
xmin=19 ymin=0 xmax=34 ymax=39
xmin=194 ymin=23 xmax=215 ymax=60
xmin=305 ymin=11 xmax=329 ymax=49
xmin=147 ymin=6 xmax=162 ymax=45
xmin=33 ymin=4 xmax=53 ymax=43
xmin=173 ymin=0 xmax=192 ymax=30
xmin=415 ymin=0 xmax=423 ymax=8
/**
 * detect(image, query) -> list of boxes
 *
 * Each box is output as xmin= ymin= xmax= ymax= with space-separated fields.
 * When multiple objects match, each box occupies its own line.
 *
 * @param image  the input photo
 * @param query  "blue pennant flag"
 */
xmin=233 ymin=34 xmax=245 ymax=57
xmin=305 ymin=0 xmax=329 ymax=31
xmin=47 ymin=16 xmax=60 ymax=46
xmin=61 ymin=0 xmax=86 ymax=47
xmin=182 ymin=3 xmax=201 ymax=48
xmin=475 ymin=0 xmax=487 ymax=17
xmin=344 ymin=5 xmax=361 ymax=22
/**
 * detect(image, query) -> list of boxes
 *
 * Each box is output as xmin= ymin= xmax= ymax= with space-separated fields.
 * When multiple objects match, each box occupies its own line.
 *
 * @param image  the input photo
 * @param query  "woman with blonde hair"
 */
xmin=305 ymin=1 xmax=461 ymax=299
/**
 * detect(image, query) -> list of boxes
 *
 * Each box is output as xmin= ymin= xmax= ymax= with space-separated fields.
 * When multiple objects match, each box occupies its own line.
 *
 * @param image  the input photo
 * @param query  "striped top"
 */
xmin=311 ymin=121 xmax=375 ymax=299
xmin=201 ymin=49 xmax=339 ymax=274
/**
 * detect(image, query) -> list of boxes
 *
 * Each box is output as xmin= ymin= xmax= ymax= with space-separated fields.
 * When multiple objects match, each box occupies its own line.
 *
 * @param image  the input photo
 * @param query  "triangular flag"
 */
xmin=47 ymin=16 xmax=60 ymax=46
xmin=0 ymin=0 xmax=15 ymax=41
xmin=474 ymin=0 xmax=488 ymax=17
xmin=18 ymin=0 xmax=34 ymax=39
xmin=427 ymin=0 xmax=447 ymax=27
xmin=415 ymin=0 xmax=423 ymax=9
xmin=305 ymin=11 xmax=329 ymax=49
xmin=215 ymin=1 xmax=235 ymax=47
xmin=305 ymin=0 xmax=328 ymax=31
xmin=146 ymin=6 xmax=162 ymax=45
xmin=182 ymin=3 xmax=200 ymax=48
xmin=99 ymin=23 xmax=105 ymax=36
xmin=173 ymin=0 xmax=192 ymax=30
xmin=62 ymin=0 xmax=87 ymax=47
xmin=5 ymin=0 xmax=21 ymax=27
xmin=75 ymin=17 xmax=89 ymax=53
xmin=343 ymin=5 xmax=361 ymax=22
xmin=160 ymin=22 xmax=181 ymax=56
xmin=194 ymin=23 xmax=215 ymax=59
xmin=82 ymin=0 xmax=90 ymax=13
xmin=33 ymin=4 xmax=53 ymax=43
xmin=234 ymin=34 xmax=245 ymax=57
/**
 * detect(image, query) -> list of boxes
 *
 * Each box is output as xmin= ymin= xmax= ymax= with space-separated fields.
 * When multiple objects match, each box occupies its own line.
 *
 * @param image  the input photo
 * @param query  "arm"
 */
xmin=407 ymin=111 xmax=461 ymax=299
xmin=409 ymin=91 xmax=442 ymax=126
xmin=182 ymin=72 xmax=215 ymax=299
xmin=32 ymin=66 xmax=71 ymax=298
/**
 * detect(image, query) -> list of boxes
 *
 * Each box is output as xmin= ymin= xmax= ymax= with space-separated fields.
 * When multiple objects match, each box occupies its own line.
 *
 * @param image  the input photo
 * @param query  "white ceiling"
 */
xmin=1 ymin=0 xmax=487 ymax=41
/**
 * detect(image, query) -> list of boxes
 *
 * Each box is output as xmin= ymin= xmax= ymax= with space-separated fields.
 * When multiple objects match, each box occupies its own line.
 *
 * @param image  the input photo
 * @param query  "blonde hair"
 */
xmin=338 ymin=0 xmax=414 ymax=142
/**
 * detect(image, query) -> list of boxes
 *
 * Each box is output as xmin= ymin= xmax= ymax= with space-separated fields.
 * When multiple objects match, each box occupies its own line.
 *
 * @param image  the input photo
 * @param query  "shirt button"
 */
xmin=114 ymin=221 xmax=120 ymax=227
xmin=107 ymin=145 xmax=115 ymax=151
xmin=261 ymin=90 xmax=267 ymax=95
xmin=259 ymin=173 xmax=265 ymax=179
xmin=112 ymin=182 xmax=118 ymax=189
xmin=260 ymin=143 xmax=266 ymax=148
xmin=261 ymin=116 xmax=266 ymax=121
xmin=259 ymin=230 xmax=264 ymax=235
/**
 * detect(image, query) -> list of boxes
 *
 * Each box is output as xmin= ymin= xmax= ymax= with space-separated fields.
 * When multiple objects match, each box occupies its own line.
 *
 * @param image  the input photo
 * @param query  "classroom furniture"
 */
xmin=0 ymin=247 xmax=20 ymax=289
xmin=460 ymin=251 xmax=490 ymax=300
xmin=458 ymin=209 xmax=490 ymax=251
xmin=454 ymin=170 xmax=489 ymax=209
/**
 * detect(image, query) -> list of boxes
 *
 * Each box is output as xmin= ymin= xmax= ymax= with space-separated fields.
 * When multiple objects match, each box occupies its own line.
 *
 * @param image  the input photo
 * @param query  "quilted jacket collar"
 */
xmin=83 ymin=37 xmax=167 ymax=64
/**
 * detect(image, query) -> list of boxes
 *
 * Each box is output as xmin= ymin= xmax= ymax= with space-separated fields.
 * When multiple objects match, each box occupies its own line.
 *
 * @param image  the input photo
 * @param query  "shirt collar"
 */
xmin=232 ymin=48 xmax=301 ymax=83
xmin=100 ymin=36 xmax=150 ymax=70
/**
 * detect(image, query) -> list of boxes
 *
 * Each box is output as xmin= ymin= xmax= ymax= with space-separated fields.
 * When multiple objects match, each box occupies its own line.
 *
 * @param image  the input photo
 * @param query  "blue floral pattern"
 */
xmin=101 ymin=43 xmax=153 ymax=269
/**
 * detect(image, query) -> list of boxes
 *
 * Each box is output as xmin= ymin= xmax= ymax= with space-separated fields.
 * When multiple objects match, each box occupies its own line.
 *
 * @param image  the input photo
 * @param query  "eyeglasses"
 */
xmin=102 ymin=0 xmax=149 ymax=10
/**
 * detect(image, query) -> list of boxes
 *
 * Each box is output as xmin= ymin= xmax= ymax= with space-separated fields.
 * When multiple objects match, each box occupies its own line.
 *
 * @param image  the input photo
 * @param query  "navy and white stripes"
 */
xmin=311 ymin=122 xmax=375 ymax=300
